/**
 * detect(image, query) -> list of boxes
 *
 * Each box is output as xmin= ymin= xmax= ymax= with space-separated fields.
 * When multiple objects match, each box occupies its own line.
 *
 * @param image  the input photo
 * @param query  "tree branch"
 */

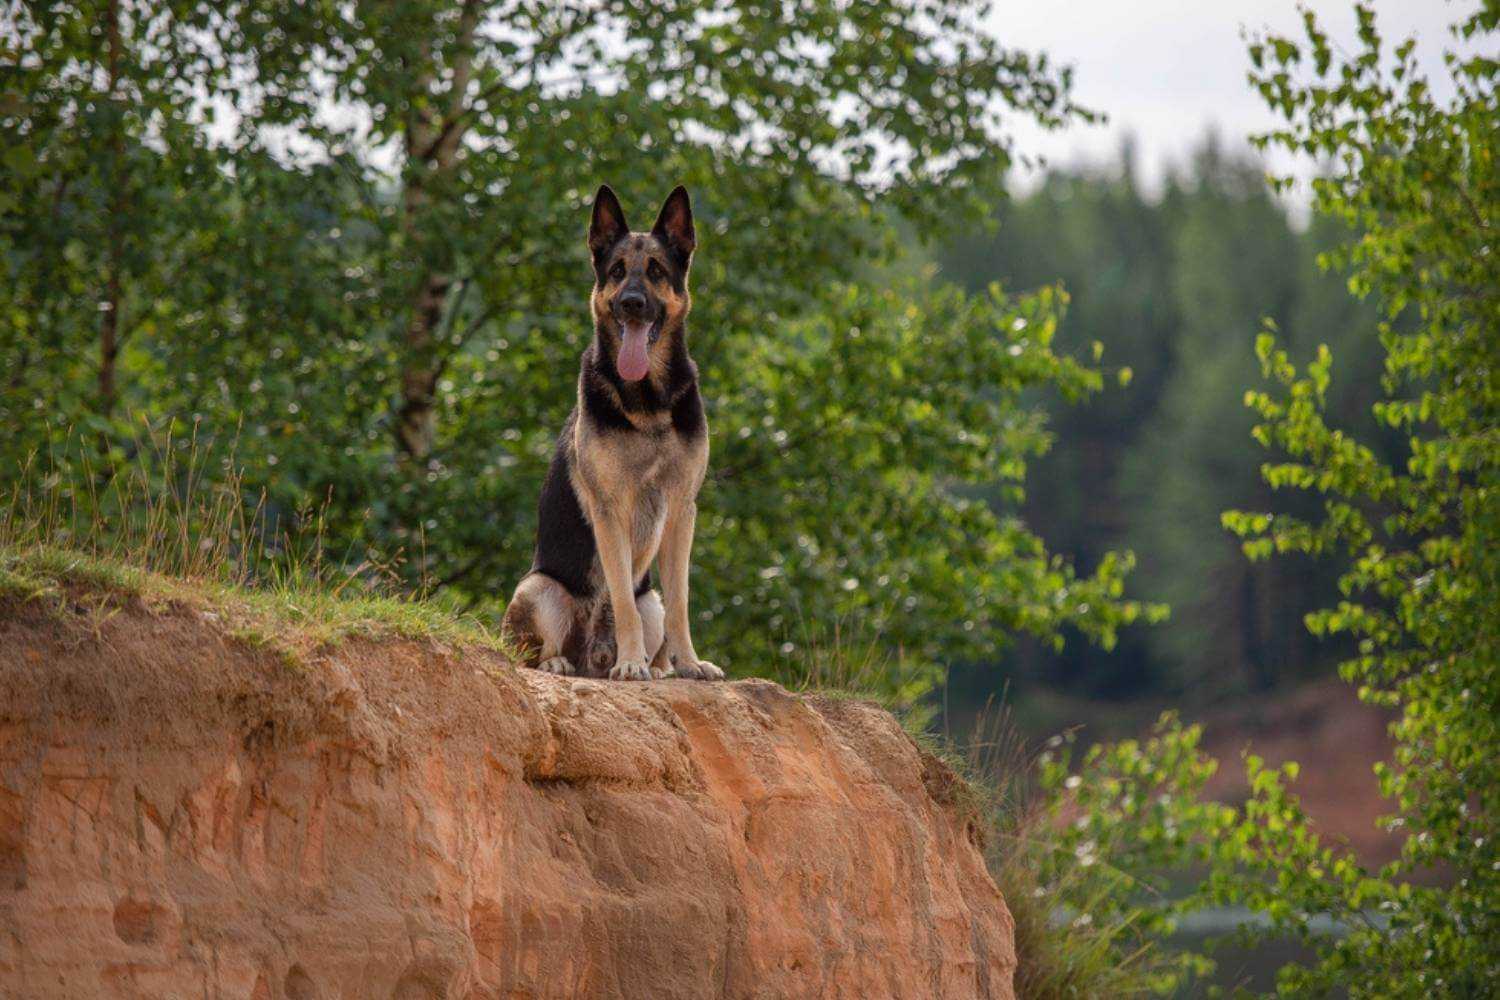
xmin=416 ymin=18 xmax=587 ymax=164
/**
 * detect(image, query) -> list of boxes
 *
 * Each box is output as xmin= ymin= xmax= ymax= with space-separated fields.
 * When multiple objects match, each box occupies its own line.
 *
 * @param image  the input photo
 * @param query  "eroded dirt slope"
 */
xmin=0 ymin=596 xmax=1013 ymax=999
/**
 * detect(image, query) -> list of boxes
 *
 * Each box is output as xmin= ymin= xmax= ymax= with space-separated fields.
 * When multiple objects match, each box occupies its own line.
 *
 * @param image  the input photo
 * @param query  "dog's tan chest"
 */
xmin=571 ymin=419 xmax=707 ymax=573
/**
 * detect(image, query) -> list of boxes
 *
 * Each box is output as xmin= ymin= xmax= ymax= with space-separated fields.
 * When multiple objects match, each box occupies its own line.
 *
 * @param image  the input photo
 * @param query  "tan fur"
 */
xmin=570 ymin=402 xmax=714 ymax=680
xmin=503 ymin=569 xmax=671 ymax=679
xmin=502 ymin=573 xmax=576 ymax=669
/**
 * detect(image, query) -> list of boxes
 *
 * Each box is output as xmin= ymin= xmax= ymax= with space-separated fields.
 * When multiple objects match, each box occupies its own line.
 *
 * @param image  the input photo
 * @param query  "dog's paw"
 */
xmin=674 ymin=658 xmax=725 ymax=681
xmin=538 ymin=656 xmax=575 ymax=676
xmin=608 ymin=658 xmax=651 ymax=681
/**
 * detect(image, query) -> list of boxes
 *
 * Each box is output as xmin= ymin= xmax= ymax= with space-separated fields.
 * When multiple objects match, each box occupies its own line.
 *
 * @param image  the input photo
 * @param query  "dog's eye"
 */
xmin=647 ymin=259 xmax=664 ymax=281
xmin=609 ymin=261 xmax=625 ymax=282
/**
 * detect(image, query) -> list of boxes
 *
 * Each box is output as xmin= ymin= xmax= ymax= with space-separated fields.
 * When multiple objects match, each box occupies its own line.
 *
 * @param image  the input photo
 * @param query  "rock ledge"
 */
xmin=0 ymin=598 xmax=1014 ymax=999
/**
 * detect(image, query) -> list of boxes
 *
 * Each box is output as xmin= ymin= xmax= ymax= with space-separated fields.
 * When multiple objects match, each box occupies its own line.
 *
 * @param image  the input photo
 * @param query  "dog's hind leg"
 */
xmin=501 ymin=572 xmax=579 ymax=675
xmin=582 ymin=592 xmax=662 ymax=677
xmin=637 ymin=590 xmax=667 ymax=678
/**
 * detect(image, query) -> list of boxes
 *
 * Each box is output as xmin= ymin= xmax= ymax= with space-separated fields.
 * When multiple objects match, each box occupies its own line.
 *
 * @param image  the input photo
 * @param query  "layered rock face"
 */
xmin=0 ymin=598 xmax=1014 ymax=999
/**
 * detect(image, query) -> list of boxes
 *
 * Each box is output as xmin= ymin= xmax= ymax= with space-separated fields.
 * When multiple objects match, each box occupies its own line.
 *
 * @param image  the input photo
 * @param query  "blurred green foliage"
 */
xmin=0 ymin=0 xmax=1152 ymax=700
xmin=1215 ymin=2 xmax=1498 ymax=991
xmin=994 ymin=714 xmax=1232 ymax=998
xmin=936 ymin=139 xmax=1396 ymax=709
xmin=1002 ymin=4 xmax=1498 ymax=996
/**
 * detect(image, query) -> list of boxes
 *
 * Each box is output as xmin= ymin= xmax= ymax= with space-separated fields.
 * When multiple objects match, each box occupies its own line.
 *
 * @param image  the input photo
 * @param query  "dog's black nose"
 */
xmin=617 ymin=287 xmax=648 ymax=317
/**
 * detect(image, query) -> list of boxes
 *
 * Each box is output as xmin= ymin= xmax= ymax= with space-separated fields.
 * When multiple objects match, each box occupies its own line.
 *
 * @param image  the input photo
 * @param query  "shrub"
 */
xmin=1210 ymin=2 xmax=1499 ymax=993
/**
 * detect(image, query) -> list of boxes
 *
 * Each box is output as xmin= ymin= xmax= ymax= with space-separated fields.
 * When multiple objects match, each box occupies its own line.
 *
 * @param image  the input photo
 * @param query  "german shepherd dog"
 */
xmin=501 ymin=184 xmax=723 ymax=682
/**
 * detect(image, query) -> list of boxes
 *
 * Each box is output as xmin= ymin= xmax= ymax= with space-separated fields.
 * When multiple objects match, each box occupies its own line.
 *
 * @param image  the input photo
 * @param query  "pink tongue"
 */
xmin=617 ymin=323 xmax=651 ymax=382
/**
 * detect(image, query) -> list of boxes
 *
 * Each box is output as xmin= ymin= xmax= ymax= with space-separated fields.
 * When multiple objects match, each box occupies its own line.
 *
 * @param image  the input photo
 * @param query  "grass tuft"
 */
xmin=964 ymin=703 xmax=1203 ymax=999
xmin=788 ymin=623 xmax=939 ymax=736
xmin=1 ymin=422 xmax=513 ymax=662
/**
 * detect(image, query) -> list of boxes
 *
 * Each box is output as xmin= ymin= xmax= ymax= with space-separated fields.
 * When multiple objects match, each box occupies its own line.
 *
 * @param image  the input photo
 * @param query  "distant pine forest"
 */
xmin=937 ymin=137 xmax=1398 ymax=728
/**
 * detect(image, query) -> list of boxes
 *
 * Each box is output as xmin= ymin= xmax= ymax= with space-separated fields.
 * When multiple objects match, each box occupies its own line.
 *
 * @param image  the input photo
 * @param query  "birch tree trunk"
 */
xmin=393 ymin=0 xmax=480 ymax=462
xmin=98 ymin=0 xmax=123 ymax=426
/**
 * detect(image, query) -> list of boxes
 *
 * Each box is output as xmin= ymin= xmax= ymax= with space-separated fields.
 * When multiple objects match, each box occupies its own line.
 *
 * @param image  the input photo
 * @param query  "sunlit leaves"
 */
xmin=699 ymin=280 xmax=1157 ymax=692
xmin=1223 ymin=1 xmax=1500 ymax=991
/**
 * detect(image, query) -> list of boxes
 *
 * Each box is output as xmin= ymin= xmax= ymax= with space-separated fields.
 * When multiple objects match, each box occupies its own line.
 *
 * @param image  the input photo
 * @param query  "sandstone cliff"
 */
xmin=0 ymin=592 xmax=1014 ymax=999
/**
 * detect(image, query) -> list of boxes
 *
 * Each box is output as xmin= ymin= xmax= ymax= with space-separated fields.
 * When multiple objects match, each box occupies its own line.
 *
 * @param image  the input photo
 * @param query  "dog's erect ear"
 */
xmin=650 ymin=185 xmax=696 ymax=269
xmin=588 ymin=184 xmax=630 ymax=261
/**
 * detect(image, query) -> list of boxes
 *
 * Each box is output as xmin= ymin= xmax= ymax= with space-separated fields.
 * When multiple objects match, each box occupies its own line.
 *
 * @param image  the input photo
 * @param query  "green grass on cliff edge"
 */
xmin=1 ymin=434 xmax=513 ymax=659
xmin=0 ymin=541 xmax=511 ymax=658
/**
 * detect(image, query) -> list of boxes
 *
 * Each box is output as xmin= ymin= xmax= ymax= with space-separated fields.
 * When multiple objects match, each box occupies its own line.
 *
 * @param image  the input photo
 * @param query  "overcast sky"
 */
xmin=986 ymin=0 xmax=1474 ymax=199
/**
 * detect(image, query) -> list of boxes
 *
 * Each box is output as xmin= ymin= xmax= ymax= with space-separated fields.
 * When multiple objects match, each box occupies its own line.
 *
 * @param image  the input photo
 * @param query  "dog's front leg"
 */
xmin=653 ymin=500 xmax=724 ymax=681
xmin=593 ymin=512 xmax=652 ymax=681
